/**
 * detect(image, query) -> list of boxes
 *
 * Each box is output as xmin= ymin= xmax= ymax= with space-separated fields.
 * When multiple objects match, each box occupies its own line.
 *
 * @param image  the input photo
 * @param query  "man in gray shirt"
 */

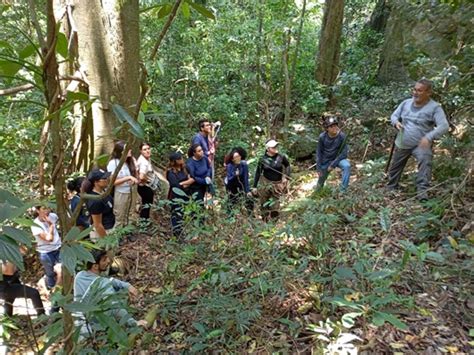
xmin=73 ymin=250 xmax=145 ymax=336
xmin=387 ymin=79 xmax=449 ymax=201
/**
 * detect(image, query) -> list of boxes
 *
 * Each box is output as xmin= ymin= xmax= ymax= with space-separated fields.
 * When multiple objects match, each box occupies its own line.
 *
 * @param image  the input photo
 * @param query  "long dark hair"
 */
xmin=167 ymin=152 xmax=187 ymax=174
xmin=188 ymin=143 xmax=202 ymax=158
xmin=224 ymin=147 xmax=247 ymax=165
xmin=110 ymin=140 xmax=137 ymax=176
xmin=67 ymin=176 xmax=85 ymax=194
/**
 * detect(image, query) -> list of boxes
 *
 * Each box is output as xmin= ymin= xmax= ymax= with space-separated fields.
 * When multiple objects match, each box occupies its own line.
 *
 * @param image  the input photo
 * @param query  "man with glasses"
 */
xmin=386 ymin=79 xmax=449 ymax=201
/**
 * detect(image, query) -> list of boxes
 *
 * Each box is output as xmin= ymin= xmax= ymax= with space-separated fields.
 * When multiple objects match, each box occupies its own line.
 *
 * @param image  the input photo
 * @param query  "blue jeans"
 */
xmin=38 ymin=249 xmax=61 ymax=289
xmin=317 ymin=159 xmax=351 ymax=191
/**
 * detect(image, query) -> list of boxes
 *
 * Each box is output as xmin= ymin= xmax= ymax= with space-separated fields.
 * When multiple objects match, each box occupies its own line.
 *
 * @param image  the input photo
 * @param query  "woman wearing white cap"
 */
xmin=252 ymin=139 xmax=291 ymax=221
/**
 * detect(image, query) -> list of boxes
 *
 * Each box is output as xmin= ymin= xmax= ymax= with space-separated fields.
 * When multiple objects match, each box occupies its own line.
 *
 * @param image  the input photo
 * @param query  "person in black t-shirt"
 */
xmin=166 ymin=152 xmax=194 ymax=237
xmin=253 ymin=139 xmax=291 ymax=221
xmin=82 ymin=169 xmax=115 ymax=241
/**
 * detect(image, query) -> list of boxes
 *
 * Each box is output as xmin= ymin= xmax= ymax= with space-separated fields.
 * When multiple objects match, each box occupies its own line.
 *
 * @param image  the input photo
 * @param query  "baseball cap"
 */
xmin=324 ymin=116 xmax=339 ymax=128
xmin=169 ymin=152 xmax=183 ymax=161
xmin=87 ymin=169 xmax=111 ymax=182
xmin=265 ymin=139 xmax=279 ymax=148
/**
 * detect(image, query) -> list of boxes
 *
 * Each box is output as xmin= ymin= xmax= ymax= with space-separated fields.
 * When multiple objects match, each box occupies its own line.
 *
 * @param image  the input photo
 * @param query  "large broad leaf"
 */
xmin=379 ymin=208 xmax=391 ymax=232
xmin=112 ymin=104 xmax=144 ymax=140
xmin=372 ymin=311 xmax=408 ymax=330
xmin=157 ymin=4 xmax=172 ymax=19
xmin=0 ymin=236 xmax=23 ymax=271
xmin=0 ymin=202 xmax=30 ymax=223
xmin=60 ymin=244 xmax=78 ymax=275
xmin=95 ymin=313 xmax=129 ymax=347
xmin=0 ymin=188 xmax=24 ymax=207
xmin=70 ymin=244 xmax=95 ymax=264
xmin=0 ymin=60 xmax=22 ymax=77
xmin=64 ymin=226 xmax=93 ymax=242
xmin=186 ymin=0 xmax=215 ymax=19
xmin=18 ymin=43 xmax=37 ymax=59
xmin=181 ymin=1 xmax=191 ymax=18
xmin=2 ymin=226 xmax=31 ymax=247
xmin=172 ymin=187 xmax=188 ymax=197
xmin=56 ymin=32 xmax=68 ymax=59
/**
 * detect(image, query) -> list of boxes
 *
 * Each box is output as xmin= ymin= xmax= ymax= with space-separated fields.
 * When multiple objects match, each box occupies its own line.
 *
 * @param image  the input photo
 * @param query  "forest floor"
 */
xmin=3 ymin=157 xmax=473 ymax=354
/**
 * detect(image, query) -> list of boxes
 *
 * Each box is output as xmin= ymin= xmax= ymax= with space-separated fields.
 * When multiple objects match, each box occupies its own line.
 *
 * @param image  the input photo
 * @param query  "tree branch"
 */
xmin=149 ymin=0 xmax=183 ymax=61
xmin=28 ymin=0 xmax=46 ymax=51
xmin=0 ymin=83 xmax=35 ymax=96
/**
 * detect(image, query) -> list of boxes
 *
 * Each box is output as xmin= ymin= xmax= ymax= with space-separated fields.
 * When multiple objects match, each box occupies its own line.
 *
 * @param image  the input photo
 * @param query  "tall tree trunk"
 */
xmin=71 ymin=0 xmax=140 ymax=158
xmin=315 ymin=0 xmax=345 ymax=87
xmin=255 ymin=0 xmax=264 ymax=116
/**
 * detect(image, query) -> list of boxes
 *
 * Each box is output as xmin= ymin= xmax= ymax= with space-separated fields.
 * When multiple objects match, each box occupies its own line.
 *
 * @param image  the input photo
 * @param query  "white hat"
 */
xmin=265 ymin=139 xmax=279 ymax=148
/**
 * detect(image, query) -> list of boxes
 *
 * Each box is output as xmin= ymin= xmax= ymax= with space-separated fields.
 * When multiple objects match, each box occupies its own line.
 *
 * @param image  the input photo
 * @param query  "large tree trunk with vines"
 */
xmin=71 ymin=0 xmax=140 ymax=158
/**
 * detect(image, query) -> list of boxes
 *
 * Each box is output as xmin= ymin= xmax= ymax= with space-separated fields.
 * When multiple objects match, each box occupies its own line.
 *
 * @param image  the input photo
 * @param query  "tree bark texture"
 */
xmin=71 ymin=0 xmax=140 ymax=158
xmin=315 ymin=0 xmax=345 ymax=86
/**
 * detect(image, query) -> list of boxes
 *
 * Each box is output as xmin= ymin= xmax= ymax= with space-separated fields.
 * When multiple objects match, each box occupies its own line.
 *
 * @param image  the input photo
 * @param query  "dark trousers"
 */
xmin=226 ymin=179 xmax=253 ymax=214
xmin=0 ymin=276 xmax=45 ymax=316
xmin=137 ymin=185 xmax=154 ymax=219
xmin=387 ymin=146 xmax=432 ymax=195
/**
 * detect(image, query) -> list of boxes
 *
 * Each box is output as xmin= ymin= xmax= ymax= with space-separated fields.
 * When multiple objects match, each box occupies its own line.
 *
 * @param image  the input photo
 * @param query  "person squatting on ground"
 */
xmin=224 ymin=147 xmax=253 ymax=214
xmin=166 ymin=152 xmax=194 ymax=237
xmin=31 ymin=206 xmax=62 ymax=291
xmin=316 ymin=115 xmax=351 ymax=192
xmin=67 ymin=176 xmax=90 ymax=231
xmin=386 ymin=78 xmax=449 ymax=201
xmin=0 ymin=251 xmax=45 ymax=317
xmin=253 ymin=139 xmax=291 ymax=221
xmin=136 ymin=142 xmax=158 ymax=221
xmin=73 ymin=249 xmax=145 ymax=337
xmin=107 ymin=141 xmax=139 ymax=229
xmin=186 ymin=143 xmax=213 ymax=203
xmin=82 ymin=169 xmax=115 ymax=240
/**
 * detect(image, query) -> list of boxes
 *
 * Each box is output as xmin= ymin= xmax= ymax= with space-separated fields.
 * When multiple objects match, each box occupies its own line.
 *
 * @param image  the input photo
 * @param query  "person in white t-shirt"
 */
xmin=136 ymin=142 xmax=157 ymax=220
xmin=31 ymin=206 xmax=62 ymax=290
xmin=107 ymin=141 xmax=139 ymax=230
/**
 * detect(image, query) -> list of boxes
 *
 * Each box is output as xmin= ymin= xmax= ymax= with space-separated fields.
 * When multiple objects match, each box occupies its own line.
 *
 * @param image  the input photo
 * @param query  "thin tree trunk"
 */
xmin=255 ymin=0 xmax=264 ymax=113
xmin=290 ymin=0 xmax=307 ymax=84
xmin=282 ymin=31 xmax=291 ymax=140
xmin=38 ymin=119 xmax=49 ymax=196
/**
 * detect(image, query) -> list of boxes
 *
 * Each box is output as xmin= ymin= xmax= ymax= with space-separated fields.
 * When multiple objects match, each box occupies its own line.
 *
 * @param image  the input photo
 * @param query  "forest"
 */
xmin=0 ymin=0 xmax=472 ymax=353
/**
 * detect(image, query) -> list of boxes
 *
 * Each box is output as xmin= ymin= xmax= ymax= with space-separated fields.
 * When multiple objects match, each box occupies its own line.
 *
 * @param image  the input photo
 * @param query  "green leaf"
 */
xmin=206 ymin=329 xmax=224 ymax=339
xmin=0 ymin=236 xmax=23 ymax=271
xmin=95 ymin=153 xmax=110 ymax=167
xmin=341 ymin=312 xmax=363 ymax=328
xmin=112 ymin=104 xmax=144 ymax=140
xmin=2 ymin=226 xmax=31 ymax=247
xmin=329 ymin=297 xmax=363 ymax=311
xmin=0 ymin=202 xmax=29 ymax=223
xmin=181 ymin=2 xmax=191 ymax=18
xmin=186 ymin=0 xmax=215 ymax=19
xmin=95 ymin=312 xmax=129 ymax=347
xmin=425 ymin=251 xmax=444 ymax=263
xmin=0 ymin=60 xmax=22 ymax=77
xmin=157 ymin=4 xmax=172 ymax=19
xmin=70 ymin=244 xmax=95 ymax=264
xmin=379 ymin=208 xmax=391 ymax=232
xmin=372 ymin=311 xmax=408 ymax=330
xmin=0 ymin=188 xmax=24 ymax=207
xmin=18 ymin=44 xmax=37 ymax=59
xmin=56 ymin=32 xmax=68 ymax=59
xmin=66 ymin=91 xmax=90 ymax=102
xmin=172 ymin=187 xmax=188 ymax=197
xmin=193 ymin=322 xmax=206 ymax=334
xmin=64 ymin=226 xmax=93 ymax=242
xmin=335 ymin=266 xmax=356 ymax=280
xmin=60 ymin=244 xmax=78 ymax=275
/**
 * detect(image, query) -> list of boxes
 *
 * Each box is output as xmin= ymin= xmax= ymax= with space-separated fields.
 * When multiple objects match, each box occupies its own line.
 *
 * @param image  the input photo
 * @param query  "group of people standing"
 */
xmin=1 ymin=78 xmax=448 ymax=321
